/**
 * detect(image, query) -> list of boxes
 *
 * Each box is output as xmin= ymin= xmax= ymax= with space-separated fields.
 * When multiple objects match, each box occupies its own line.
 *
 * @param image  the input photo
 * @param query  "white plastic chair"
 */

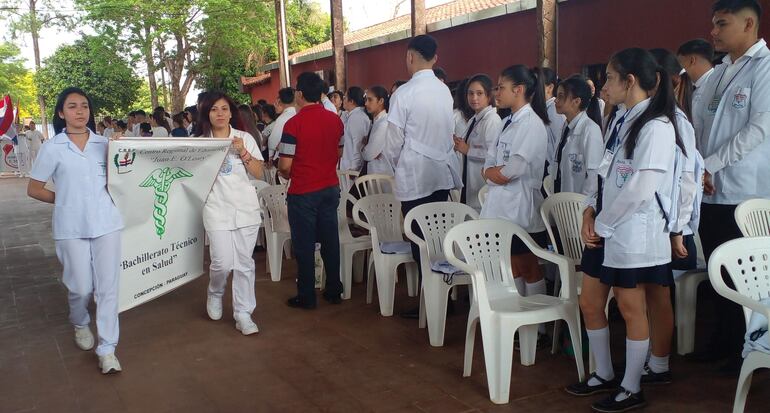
xmin=352 ymin=194 xmax=418 ymax=316
xmin=262 ymin=166 xmax=278 ymax=185
xmin=674 ymin=233 xmax=709 ymax=355
xmin=404 ymin=202 xmax=479 ymax=347
xmin=252 ymin=180 xmax=271 ymax=248
xmin=477 ymin=185 xmax=489 ymax=207
xmin=337 ymin=169 xmax=360 ymax=194
xmin=354 ymin=174 xmax=394 ymax=197
xmin=735 ymin=198 xmax=770 ymax=237
xmin=449 ymin=189 xmax=461 ymax=203
xmin=542 ymin=175 xmax=554 ymax=197
xmin=338 ymin=193 xmax=372 ymax=299
xmin=257 ymin=185 xmax=292 ymax=282
xmin=444 ymin=219 xmax=584 ymax=404
xmin=707 ymin=236 xmax=770 ymax=413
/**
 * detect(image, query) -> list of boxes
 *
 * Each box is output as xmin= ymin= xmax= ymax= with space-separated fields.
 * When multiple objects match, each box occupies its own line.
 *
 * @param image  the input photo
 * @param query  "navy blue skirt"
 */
xmin=511 ymin=231 xmax=549 ymax=255
xmin=580 ymin=244 xmax=674 ymax=288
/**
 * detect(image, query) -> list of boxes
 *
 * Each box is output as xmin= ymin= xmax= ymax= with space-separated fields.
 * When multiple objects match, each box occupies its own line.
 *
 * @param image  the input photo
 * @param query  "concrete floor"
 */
xmin=0 ymin=177 xmax=767 ymax=413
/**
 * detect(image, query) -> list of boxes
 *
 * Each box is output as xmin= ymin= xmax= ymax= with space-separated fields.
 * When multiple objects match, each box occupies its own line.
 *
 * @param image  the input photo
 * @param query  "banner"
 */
xmin=108 ymin=138 xmax=230 ymax=312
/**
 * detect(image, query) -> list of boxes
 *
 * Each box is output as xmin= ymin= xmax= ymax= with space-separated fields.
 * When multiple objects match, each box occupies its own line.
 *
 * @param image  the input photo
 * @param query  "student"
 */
xmin=586 ymin=78 xmax=607 ymax=119
xmin=362 ymin=86 xmax=395 ymax=176
xmin=27 ymin=87 xmax=125 ymax=374
xmin=238 ymin=104 xmax=264 ymax=151
xmin=453 ymin=73 xmax=501 ymax=211
xmin=339 ymin=86 xmax=371 ymax=172
xmin=320 ymin=82 xmax=338 ymax=114
xmin=433 ymin=67 xmax=448 ymax=83
xmin=268 ymin=87 xmax=297 ymax=160
xmin=565 ymin=48 xmax=683 ymax=413
xmin=26 ymin=121 xmax=45 ymax=162
xmin=651 ymin=49 xmax=695 ymax=121
xmin=552 ymin=75 xmax=604 ymax=195
xmin=677 ymin=39 xmax=716 ymax=109
xmin=452 ymin=79 xmax=473 ymax=143
xmin=150 ymin=109 xmax=170 ymax=137
xmin=390 ymin=80 xmax=407 ymax=95
xmin=195 ymin=92 xmax=264 ymax=336
xmin=102 ymin=116 xmax=115 ymax=138
xmin=139 ymin=122 xmax=152 ymax=137
xmin=132 ymin=110 xmax=147 ymax=136
xmin=542 ymin=67 xmax=567 ymax=169
xmin=184 ymin=105 xmax=198 ymax=135
xmin=690 ymin=0 xmax=769 ymax=372
xmin=388 ymin=35 xmax=461 ymax=318
xmin=329 ymin=90 xmax=344 ymax=115
xmin=171 ymin=112 xmax=189 ymax=137
xmin=259 ymin=104 xmax=278 ymax=162
xmin=480 ymin=65 xmax=550 ymax=340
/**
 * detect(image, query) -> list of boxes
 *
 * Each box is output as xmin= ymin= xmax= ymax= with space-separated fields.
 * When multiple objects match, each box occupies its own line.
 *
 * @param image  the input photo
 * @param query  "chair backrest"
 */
xmin=449 ymin=189 xmax=461 ymax=203
xmin=542 ymin=175 xmax=554 ymax=197
xmin=708 ymin=236 xmax=770 ymax=327
xmin=354 ymin=174 xmax=394 ymax=197
xmin=262 ymin=167 xmax=277 ymax=185
xmin=403 ymin=202 xmax=479 ymax=270
xmin=338 ymin=192 xmax=357 ymax=241
xmin=338 ymin=169 xmax=360 ymax=193
xmin=540 ymin=192 xmax=585 ymax=262
xmin=257 ymin=184 xmax=290 ymax=233
xmin=443 ymin=219 xmax=576 ymax=309
xmin=252 ymin=179 xmax=270 ymax=194
xmin=352 ymin=193 xmax=403 ymax=246
xmin=735 ymin=198 xmax=770 ymax=237
xmin=478 ymin=185 xmax=489 ymax=207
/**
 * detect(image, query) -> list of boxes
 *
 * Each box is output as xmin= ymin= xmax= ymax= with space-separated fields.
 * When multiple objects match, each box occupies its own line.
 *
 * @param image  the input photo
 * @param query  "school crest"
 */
xmin=732 ymin=91 xmax=747 ymax=109
xmin=114 ymin=150 xmax=136 ymax=174
xmin=219 ymin=154 xmax=233 ymax=175
xmin=615 ymin=163 xmax=634 ymax=188
xmin=569 ymin=153 xmax=583 ymax=173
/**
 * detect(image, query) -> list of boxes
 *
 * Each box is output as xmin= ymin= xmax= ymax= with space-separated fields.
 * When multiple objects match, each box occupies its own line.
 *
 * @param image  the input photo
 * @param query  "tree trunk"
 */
xmin=29 ymin=0 xmax=47 ymax=138
xmin=168 ymin=32 xmax=194 ymax=113
xmin=142 ymin=22 xmax=159 ymax=109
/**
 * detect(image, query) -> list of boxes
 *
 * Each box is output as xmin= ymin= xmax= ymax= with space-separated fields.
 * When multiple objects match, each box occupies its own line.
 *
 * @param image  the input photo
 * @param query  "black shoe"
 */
xmin=641 ymin=365 xmax=672 ymax=385
xmin=564 ymin=373 xmax=619 ymax=397
xmin=322 ymin=291 xmax=342 ymax=305
xmin=287 ymin=296 xmax=316 ymax=309
xmin=399 ymin=307 xmax=419 ymax=319
xmin=591 ymin=387 xmax=646 ymax=413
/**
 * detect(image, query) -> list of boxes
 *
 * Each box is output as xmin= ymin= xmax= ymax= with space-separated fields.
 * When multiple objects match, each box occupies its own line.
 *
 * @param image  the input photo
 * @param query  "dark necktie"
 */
xmin=553 ymin=125 xmax=570 ymax=193
xmin=596 ymin=114 xmax=627 ymax=213
xmin=502 ymin=116 xmax=512 ymax=131
xmin=460 ymin=117 xmax=478 ymax=203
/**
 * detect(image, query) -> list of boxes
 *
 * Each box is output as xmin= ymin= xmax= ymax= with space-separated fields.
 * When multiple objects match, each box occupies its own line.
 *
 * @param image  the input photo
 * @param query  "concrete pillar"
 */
xmin=537 ymin=0 xmax=557 ymax=69
xmin=275 ymin=0 xmax=291 ymax=87
xmin=411 ymin=0 xmax=426 ymax=36
xmin=330 ymin=0 xmax=346 ymax=92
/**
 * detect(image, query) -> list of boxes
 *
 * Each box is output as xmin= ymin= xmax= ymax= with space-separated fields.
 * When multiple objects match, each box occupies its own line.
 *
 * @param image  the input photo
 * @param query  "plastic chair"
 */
xmin=735 ymin=198 xmax=770 ymax=237
xmin=257 ymin=185 xmax=292 ymax=282
xmin=252 ymin=180 xmax=271 ymax=248
xmin=352 ymin=194 xmax=418 ymax=316
xmin=707 ymin=236 xmax=770 ymax=413
xmin=674 ymin=233 xmax=709 ymax=355
xmin=404 ymin=202 xmax=479 ymax=346
xmin=542 ymin=175 xmax=554 ymax=197
xmin=354 ymin=174 xmax=395 ymax=197
xmin=449 ymin=189 xmax=461 ymax=203
xmin=337 ymin=169 xmax=360 ymax=194
xmin=477 ymin=185 xmax=489 ymax=207
xmin=444 ymin=219 xmax=585 ymax=404
xmin=338 ymin=193 xmax=372 ymax=299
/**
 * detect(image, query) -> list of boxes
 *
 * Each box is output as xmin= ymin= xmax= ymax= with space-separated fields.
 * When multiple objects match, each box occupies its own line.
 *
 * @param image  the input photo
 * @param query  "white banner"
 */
xmin=108 ymin=138 xmax=230 ymax=312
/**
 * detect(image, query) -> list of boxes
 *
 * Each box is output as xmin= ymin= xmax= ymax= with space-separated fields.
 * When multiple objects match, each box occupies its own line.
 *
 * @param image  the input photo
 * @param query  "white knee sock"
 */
xmin=513 ymin=277 xmax=526 ymax=296
xmin=619 ymin=338 xmax=650 ymax=396
xmin=648 ymin=354 xmax=669 ymax=373
xmin=526 ymin=280 xmax=548 ymax=334
xmin=587 ymin=327 xmax=614 ymax=385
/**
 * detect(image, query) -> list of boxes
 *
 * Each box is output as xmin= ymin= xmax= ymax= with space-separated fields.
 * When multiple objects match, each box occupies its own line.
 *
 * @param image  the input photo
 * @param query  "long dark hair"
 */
xmin=453 ymin=78 xmax=474 ymax=121
xmin=238 ymin=104 xmax=264 ymax=149
xmin=466 ymin=73 xmax=494 ymax=108
xmin=367 ymin=85 xmax=390 ymax=112
xmin=53 ymin=87 xmax=97 ymax=134
xmin=559 ymin=75 xmax=603 ymax=127
xmin=500 ymin=65 xmax=550 ymax=125
xmin=540 ymin=67 xmax=559 ymax=98
xmin=649 ymin=48 xmax=694 ymax=121
xmin=151 ymin=108 xmax=171 ymax=132
xmin=193 ymin=91 xmax=243 ymax=137
xmin=609 ymin=48 xmax=685 ymax=158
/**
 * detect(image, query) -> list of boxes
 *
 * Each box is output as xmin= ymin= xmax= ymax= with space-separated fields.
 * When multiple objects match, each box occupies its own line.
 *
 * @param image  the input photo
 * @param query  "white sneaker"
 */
xmin=234 ymin=314 xmax=259 ymax=336
xmin=98 ymin=353 xmax=122 ymax=374
xmin=207 ymin=295 xmax=222 ymax=320
xmin=74 ymin=326 xmax=94 ymax=351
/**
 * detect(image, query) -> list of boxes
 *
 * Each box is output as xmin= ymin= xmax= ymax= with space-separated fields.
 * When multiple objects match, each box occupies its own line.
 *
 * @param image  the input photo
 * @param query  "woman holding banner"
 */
xmin=27 ymin=87 xmax=125 ymax=374
xmin=195 ymin=92 xmax=264 ymax=336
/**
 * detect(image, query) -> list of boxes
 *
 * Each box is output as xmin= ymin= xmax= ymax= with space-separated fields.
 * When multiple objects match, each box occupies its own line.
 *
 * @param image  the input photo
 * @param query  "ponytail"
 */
xmin=586 ymin=96 xmax=603 ymax=127
xmin=500 ymin=65 xmax=550 ymax=125
xmin=560 ymin=75 xmax=602 ymax=127
xmin=677 ymin=71 xmax=694 ymax=121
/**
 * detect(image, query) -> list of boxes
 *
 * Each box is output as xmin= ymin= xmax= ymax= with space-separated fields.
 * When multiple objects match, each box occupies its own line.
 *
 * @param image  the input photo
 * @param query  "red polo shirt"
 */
xmin=279 ymin=103 xmax=343 ymax=194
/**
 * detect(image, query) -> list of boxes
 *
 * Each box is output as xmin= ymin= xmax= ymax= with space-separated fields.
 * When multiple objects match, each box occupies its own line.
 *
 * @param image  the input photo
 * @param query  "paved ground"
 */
xmin=1 ymin=177 xmax=767 ymax=412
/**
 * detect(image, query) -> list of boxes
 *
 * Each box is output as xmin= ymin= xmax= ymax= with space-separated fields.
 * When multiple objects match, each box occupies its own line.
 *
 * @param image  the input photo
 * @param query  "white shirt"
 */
xmin=551 ymin=111 xmax=603 ymax=195
xmin=203 ymin=128 xmax=263 ymax=231
xmin=480 ymin=104 xmax=547 ymax=233
xmin=693 ymin=38 xmax=770 ymax=204
xmin=453 ymin=109 xmax=469 ymax=138
xmin=151 ymin=126 xmax=169 ymax=137
xmin=461 ymin=105 xmax=501 ymax=211
xmin=27 ymin=129 xmax=44 ymax=151
xmin=674 ymin=108 xmax=701 ymax=236
xmin=594 ymin=99 xmax=677 ymax=268
xmin=30 ymin=130 xmax=124 ymax=240
xmin=545 ymin=97 xmax=567 ymax=166
xmin=339 ymin=106 xmax=371 ymax=171
xmin=388 ymin=69 xmax=461 ymax=201
xmin=321 ymin=96 xmax=338 ymax=114
xmin=362 ymin=111 xmax=396 ymax=176
xmin=267 ymin=106 xmax=296 ymax=160
xmin=103 ymin=128 xmax=114 ymax=139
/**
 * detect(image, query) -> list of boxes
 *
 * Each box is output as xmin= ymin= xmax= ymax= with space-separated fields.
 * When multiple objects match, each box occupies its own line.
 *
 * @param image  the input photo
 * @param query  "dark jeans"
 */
xmin=401 ymin=189 xmax=451 ymax=280
xmin=287 ymin=186 xmax=342 ymax=304
xmin=698 ymin=202 xmax=745 ymax=357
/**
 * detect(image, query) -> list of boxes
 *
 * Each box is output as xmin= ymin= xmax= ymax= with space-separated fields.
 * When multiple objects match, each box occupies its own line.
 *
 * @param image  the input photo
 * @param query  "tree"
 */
xmin=0 ymin=42 xmax=38 ymax=118
xmin=35 ymin=35 xmax=142 ymax=116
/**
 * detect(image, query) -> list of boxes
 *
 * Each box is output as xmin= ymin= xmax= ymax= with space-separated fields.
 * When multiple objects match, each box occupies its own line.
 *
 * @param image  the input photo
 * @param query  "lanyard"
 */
xmin=712 ymin=57 xmax=752 ymax=99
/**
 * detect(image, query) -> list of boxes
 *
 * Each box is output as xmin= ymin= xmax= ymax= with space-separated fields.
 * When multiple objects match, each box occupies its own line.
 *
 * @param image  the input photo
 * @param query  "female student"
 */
xmin=150 ymin=110 xmax=170 ymax=137
xmin=587 ymin=78 xmax=607 ymax=120
xmin=453 ymin=73 xmax=502 ymax=210
xmin=171 ymin=113 xmax=189 ymax=137
xmin=552 ymin=75 xmax=604 ymax=195
xmin=542 ymin=67 xmax=567 ymax=169
xmin=565 ymin=48 xmax=684 ymax=413
xmin=27 ymin=87 xmax=125 ymax=374
xmin=481 ymin=65 xmax=550 ymax=341
xmin=195 ymin=92 xmax=264 ymax=336
xmin=452 ymin=78 xmax=474 ymax=141
xmin=362 ymin=86 xmax=395 ymax=176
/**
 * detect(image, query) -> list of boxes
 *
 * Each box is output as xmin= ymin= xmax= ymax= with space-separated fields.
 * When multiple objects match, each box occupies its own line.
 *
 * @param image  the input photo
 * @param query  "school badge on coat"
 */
xmin=616 ymin=162 xmax=634 ymax=188
xmin=732 ymin=89 xmax=748 ymax=109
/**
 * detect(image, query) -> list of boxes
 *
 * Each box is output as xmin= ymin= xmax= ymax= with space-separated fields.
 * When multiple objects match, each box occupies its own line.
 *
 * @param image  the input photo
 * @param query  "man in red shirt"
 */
xmin=278 ymin=72 xmax=345 ymax=309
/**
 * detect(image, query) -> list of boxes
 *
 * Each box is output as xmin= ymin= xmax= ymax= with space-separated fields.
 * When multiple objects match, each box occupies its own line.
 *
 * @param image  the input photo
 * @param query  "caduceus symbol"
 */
xmin=139 ymin=167 xmax=193 ymax=238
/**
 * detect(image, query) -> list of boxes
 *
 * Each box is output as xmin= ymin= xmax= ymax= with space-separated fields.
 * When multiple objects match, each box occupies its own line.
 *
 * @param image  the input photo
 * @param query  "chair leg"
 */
xmin=268 ymin=235 xmax=283 ymax=282
xmin=482 ymin=319 xmax=515 ymax=404
xmin=675 ymin=275 xmax=701 ymax=355
xmin=366 ymin=255 xmax=375 ymax=304
xmin=551 ymin=320 xmax=563 ymax=354
xmin=341 ymin=248 xmax=354 ymax=300
xmin=423 ymin=278 xmax=450 ymax=347
xmin=376 ymin=261 xmax=397 ymax=317
xmin=517 ymin=324 xmax=540 ymax=366
xmin=733 ymin=353 xmax=755 ymax=413
xmin=406 ymin=263 xmax=418 ymax=297
xmin=418 ymin=289 xmax=427 ymax=328
xmin=463 ymin=306 xmax=479 ymax=377
xmin=565 ymin=314 xmax=586 ymax=382
xmin=353 ymin=250 xmax=366 ymax=283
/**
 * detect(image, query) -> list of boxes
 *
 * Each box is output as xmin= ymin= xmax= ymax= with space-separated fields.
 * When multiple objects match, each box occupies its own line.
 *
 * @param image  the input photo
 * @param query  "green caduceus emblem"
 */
xmin=139 ymin=167 xmax=193 ymax=238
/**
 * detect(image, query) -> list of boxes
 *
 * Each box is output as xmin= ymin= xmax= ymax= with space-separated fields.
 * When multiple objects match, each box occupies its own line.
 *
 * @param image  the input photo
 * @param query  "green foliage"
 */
xmin=34 ymin=35 xmax=142 ymax=116
xmin=0 ymin=42 xmax=39 ymax=118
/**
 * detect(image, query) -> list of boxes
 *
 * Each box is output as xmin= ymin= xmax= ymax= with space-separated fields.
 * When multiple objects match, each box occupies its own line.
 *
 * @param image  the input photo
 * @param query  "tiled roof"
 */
xmin=241 ymin=73 xmax=271 ymax=87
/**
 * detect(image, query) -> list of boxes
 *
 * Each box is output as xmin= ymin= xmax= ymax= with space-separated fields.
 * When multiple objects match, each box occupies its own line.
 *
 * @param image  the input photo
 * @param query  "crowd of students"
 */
xmin=23 ymin=0 xmax=768 ymax=412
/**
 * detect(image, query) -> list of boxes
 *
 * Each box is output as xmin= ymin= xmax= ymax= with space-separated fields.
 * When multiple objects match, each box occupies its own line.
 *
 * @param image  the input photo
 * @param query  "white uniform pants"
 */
xmin=55 ymin=230 xmax=121 ymax=356
xmin=207 ymin=225 xmax=259 ymax=317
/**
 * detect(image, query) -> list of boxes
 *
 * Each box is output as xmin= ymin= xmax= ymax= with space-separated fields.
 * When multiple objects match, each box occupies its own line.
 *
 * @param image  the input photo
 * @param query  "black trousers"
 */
xmin=401 ymin=189 xmax=451 ymax=280
xmin=697 ymin=202 xmax=746 ymax=357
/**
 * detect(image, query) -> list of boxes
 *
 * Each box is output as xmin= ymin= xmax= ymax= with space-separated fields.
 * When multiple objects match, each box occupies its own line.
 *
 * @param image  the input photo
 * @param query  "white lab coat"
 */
xmin=693 ymin=39 xmax=770 ymax=205
xmin=460 ymin=105 xmax=501 ymax=211
xmin=673 ymin=108 xmax=702 ymax=236
xmin=339 ymin=106 xmax=371 ymax=172
xmin=550 ymin=111 xmax=603 ymax=195
xmin=545 ymin=97 xmax=567 ymax=167
xmin=362 ymin=111 xmax=396 ymax=176
xmin=480 ymin=104 xmax=547 ymax=233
